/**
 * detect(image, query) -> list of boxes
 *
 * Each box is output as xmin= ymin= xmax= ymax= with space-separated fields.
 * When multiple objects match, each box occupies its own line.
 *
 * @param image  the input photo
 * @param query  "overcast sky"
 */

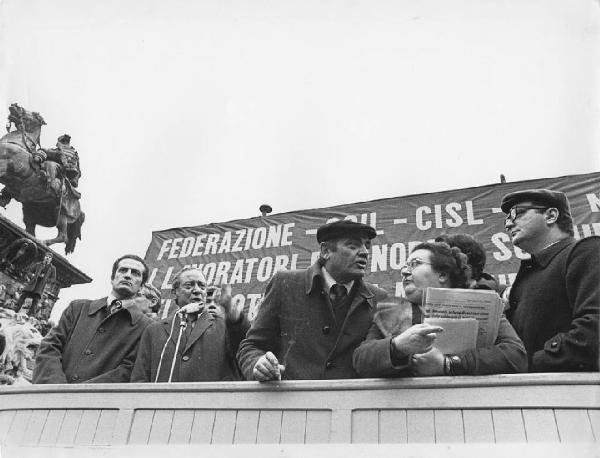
xmin=1 ymin=0 xmax=598 ymax=320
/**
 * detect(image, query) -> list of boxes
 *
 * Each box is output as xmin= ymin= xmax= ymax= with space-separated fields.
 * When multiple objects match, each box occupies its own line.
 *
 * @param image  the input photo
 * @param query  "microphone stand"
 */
xmin=168 ymin=312 xmax=188 ymax=383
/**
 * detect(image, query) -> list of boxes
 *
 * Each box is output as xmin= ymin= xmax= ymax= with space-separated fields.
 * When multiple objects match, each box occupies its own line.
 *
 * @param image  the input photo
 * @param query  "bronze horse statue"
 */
xmin=0 ymin=104 xmax=84 ymax=254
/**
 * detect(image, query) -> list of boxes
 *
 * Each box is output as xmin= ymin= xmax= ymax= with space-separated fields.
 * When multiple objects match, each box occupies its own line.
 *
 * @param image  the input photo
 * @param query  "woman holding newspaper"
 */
xmin=353 ymin=241 xmax=527 ymax=377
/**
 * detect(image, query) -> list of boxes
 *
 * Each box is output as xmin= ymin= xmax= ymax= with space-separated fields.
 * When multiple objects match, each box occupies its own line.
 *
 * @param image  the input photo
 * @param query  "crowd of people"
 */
xmin=30 ymin=188 xmax=600 ymax=384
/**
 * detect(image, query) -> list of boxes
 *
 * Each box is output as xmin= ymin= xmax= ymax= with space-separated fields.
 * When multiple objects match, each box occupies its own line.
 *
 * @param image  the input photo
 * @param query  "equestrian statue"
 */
xmin=0 ymin=104 xmax=84 ymax=254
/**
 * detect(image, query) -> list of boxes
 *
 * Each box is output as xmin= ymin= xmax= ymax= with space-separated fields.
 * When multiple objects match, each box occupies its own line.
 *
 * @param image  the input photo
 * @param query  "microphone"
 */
xmin=177 ymin=301 xmax=205 ymax=318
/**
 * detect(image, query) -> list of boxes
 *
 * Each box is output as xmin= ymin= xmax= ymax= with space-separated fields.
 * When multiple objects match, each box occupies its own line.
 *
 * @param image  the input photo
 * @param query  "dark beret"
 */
xmin=317 ymin=220 xmax=377 ymax=243
xmin=500 ymin=189 xmax=571 ymax=216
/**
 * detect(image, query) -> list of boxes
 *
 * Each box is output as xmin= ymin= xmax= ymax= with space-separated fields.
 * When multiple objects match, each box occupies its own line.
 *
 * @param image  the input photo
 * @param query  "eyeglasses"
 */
xmin=400 ymin=258 xmax=432 ymax=272
xmin=505 ymin=206 xmax=548 ymax=223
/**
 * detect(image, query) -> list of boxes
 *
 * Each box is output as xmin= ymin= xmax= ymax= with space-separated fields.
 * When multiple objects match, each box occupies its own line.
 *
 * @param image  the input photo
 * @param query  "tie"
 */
xmin=109 ymin=300 xmax=123 ymax=315
xmin=330 ymin=284 xmax=347 ymax=306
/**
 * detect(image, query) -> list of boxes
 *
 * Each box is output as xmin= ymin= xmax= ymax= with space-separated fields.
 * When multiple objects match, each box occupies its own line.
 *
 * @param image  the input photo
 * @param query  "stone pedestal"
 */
xmin=0 ymin=213 xmax=91 ymax=331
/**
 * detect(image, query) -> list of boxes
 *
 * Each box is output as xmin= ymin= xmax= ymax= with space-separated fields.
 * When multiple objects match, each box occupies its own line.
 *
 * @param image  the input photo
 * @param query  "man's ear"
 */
xmin=545 ymin=208 xmax=559 ymax=225
xmin=320 ymin=242 xmax=330 ymax=261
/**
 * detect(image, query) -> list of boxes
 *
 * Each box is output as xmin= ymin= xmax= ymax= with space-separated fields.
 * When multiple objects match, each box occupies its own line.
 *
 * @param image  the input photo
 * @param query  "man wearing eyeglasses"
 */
xmin=501 ymin=189 xmax=599 ymax=372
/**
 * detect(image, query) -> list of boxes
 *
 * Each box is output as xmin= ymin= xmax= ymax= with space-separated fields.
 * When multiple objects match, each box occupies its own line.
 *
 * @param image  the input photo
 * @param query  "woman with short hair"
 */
xmin=353 ymin=242 xmax=527 ymax=377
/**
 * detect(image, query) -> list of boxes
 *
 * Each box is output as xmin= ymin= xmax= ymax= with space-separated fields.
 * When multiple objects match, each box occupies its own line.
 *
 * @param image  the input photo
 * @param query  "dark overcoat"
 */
xmin=130 ymin=311 xmax=249 ymax=382
xmin=508 ymin=236 xmax=600 ymax=371
xmin=237 ymin=262 xmax=386 ymax=380
xmin=33 ymin=297 xmax=153 ymax=383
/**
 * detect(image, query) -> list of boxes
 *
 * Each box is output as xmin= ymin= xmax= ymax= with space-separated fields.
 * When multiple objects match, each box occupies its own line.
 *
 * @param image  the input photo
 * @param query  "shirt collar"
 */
xmin=321 ymin=266 xmax=354 ymax=293
xmin=532 ymin=237 xmax=574 ymax=268
xmin=95 ymin=292 xmax=145 ymax=325
xmin=106 ymin=292 xmax=117 ymax=307
xmin=304 ymin=262 xmax=374 ymax=307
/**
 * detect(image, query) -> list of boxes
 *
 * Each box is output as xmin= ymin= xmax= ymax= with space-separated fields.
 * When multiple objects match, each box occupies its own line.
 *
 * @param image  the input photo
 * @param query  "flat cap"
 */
xmin=500 ymin=188 xmax=571 ymax=216
xmin=316 ymin=220 xmax=377 ymax=243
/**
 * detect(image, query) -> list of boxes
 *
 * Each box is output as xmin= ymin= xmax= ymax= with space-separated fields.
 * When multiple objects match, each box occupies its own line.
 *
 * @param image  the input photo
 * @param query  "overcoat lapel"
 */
xmin=182 ymin=314 xmax=213 ymax=354
xmin=329 ymin=281 xmax=374 ymax=354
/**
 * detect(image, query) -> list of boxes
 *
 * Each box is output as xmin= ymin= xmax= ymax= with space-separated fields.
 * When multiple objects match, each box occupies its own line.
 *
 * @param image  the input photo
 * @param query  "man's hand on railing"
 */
xmin=253 ymin=351 xmax=285 ymax=381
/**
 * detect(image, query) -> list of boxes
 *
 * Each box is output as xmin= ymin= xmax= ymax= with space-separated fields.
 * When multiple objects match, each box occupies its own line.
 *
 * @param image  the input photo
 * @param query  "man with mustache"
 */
xmin=33 ymin=254 xmax=153 ymax=383
xmin=237 ymin=220 xmax=385 ymax=381
xmin=501 ymin=189 xmax=599 ymax=372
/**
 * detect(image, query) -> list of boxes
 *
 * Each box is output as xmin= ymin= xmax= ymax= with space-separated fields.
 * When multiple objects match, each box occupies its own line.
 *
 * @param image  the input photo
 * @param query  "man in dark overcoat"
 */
xmin=237 ymin=220 xmax=386 ymax=381
xmin=131 ymin=267 xmax=249 ymax=382
xmin=33 ymin=254 xmax=153 ymax=383
xmin=502 ymin=189 xmax=599 ymax=371
xmin=15 ymin=252 xmax=56 ymax=315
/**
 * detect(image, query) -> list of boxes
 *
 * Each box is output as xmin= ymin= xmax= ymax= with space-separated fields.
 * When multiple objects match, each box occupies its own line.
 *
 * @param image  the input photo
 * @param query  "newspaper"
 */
xmin=423 ymin=317 xmax=478 ymax=353
xmin=422 ymin=287 xmax=503 ymax=349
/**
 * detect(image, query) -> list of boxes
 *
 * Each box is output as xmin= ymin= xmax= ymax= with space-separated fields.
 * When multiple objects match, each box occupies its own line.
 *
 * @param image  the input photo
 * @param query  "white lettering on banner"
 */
xmin=371 ymin=245 xmax=387 ymax=272
xmin=192 ymin=234 xmax=207 ymax=256
xmin=416 ymin=206 xmax=432 ymax=230
xmin=587 ymin=193 xmax=600 ymax=212
xmin=491 ymin=233 xmax=513 ymax=261
xmin=180 ymin=237 xmax=195 ymax=258
xmin=245 ymin=229 xmax=254 ymax=250
xmin=416 ymin=201 xmax=484 ymax=231
xmin=205 ymin=234 xmax=219 ymax=255
xmin=230 ymin=259 xmax=245 ymax=284
xmin=273 ymin=254 xmax=298 ymax=272
xmin=280 ymin=223 xmax=294 ymax=246
xmin=325 ymin=213 xmax=380 ymax=233
xmin=445 ymin=202 xmax=463 ymax=227
xmin=390 ymin=242 xmax=408 ymax=270
xmin=256 ymin=256 xmax=273 ymax=281
xmin=218 ymin=232 xmax=232 ymax=253
xmin=148 ymin=268 xmax=158 ymax=285
xmin=203 ymin=263 xmax=216 ymax=283
xmin=265 ymin=225 xmax=281 ymax=248
xmin=232 ymin=230 xmax=245 ymax=252
xmin=245 ymin=258 xmax=259 ymax=282
xmin=168 ymin=238 xmax=182 ymax=259
xmin=491 ymin=232 xmax=530 ymax=261
xmin=371 ymin=242 xmax=424 ymax=272
xmin=252 ymin=227 xmax=267 ymax=249
xmin=215 ymin=261 xmax=231 ymax=283
xmin=157 ymin=239 xmax=172 ymax=260
xmin=465 ymin=201 xmax=483 ymax=225
xmin=160 ymin=266 xmax=175 ymax=289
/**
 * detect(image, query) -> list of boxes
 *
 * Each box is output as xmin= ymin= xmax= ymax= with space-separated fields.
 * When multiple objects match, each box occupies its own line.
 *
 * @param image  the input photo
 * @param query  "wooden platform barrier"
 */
xmin=0 ymin=373 xmax=598 ymax=452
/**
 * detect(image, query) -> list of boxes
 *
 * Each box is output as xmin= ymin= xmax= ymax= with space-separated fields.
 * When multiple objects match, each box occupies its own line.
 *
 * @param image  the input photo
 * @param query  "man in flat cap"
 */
xmin=237 ymin=220 xmax=386 ymax=380
xmin=501 ymin=189 xmax=599 ymax=371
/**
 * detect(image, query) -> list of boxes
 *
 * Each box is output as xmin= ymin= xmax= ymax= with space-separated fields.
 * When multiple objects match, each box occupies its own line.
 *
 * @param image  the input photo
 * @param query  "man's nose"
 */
xmin=504 ymin=218 xmax=514 ymax=231
xmin=358 ymin=244 xmax=369 ymax=256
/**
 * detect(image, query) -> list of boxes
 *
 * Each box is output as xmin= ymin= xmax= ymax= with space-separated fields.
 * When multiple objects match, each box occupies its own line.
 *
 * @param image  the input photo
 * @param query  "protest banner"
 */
xmin=145 ymin=172 xmax=600 ymax=317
